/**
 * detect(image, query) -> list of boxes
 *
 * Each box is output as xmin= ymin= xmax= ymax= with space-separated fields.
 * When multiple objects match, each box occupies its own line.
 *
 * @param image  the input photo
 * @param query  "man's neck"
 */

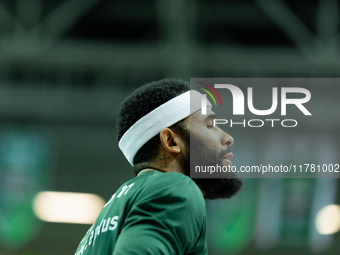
xmin=137 ymin=168 xmax=159 ymax=176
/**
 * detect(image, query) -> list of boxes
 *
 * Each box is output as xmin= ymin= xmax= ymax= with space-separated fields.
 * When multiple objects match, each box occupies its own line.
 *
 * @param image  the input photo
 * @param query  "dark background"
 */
xmin=0 ymin=0 xmax=340 ymax=254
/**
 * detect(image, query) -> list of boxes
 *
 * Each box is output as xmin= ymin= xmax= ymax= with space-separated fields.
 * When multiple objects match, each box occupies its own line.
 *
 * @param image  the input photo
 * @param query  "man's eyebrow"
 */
xmin=205 ymin=114 xmax=216 ymax=120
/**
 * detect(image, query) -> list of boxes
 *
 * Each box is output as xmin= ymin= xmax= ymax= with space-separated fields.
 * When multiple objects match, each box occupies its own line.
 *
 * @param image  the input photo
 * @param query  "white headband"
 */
xmin=119 ymin=90 xmax=211 ymax=165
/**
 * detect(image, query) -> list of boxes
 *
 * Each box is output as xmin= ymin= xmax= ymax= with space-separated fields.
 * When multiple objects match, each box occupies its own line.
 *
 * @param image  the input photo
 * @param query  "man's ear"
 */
xmin=159 ymin=128 xmax=182 ymax=154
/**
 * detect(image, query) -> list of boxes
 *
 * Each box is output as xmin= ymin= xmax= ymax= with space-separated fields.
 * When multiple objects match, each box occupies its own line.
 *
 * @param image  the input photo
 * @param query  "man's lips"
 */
xmin=223 ymin=152 xmax=233 ymax=167
xmin=223 ymin=152 xmax=233 ymax=160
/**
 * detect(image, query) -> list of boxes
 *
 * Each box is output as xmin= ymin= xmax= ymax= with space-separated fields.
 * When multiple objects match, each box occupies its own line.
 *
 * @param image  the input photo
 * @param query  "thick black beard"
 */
xmin=191 ymin=178 xmax=243 ymax=199
xmin=180 ymin=132 xmax=243 ymax=200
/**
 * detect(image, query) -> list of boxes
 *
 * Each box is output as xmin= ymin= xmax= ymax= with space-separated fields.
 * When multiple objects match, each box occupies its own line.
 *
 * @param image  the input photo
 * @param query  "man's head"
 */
xmin=116 ymin=78 xmax=190 ymax=172
xmin=116 ymin=78 xmax=242 ymax=199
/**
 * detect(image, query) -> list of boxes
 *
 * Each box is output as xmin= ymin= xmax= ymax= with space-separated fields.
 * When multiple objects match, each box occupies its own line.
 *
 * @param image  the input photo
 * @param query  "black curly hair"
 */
xmin=116 ymin=78 xmax=190 ymax=172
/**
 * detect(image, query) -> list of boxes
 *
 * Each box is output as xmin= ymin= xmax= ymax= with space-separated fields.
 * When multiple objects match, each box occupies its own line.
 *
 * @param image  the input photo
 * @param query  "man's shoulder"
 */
xmin=143 ymin=171 xmax=200 ymax=192
xmin=139 ymin=171 xmax=205 ymax=208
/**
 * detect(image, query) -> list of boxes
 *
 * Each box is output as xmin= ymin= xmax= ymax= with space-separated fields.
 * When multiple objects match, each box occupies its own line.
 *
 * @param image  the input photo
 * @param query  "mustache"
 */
xmin=220 ymin=147 xmax=232 ymax=158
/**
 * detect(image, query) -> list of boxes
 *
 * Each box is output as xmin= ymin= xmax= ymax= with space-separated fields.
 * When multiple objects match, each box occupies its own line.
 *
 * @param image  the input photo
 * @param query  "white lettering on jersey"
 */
xmin=109 ymin=216 xmax=119 ymax=231
xmin=101 ymin=218 xmax=110 ymax=233
xmin=104 ymin=193 xmax=116 ymax=208
xmin=77 ymin=183 xmax=135 ymax=253
xmin=88 ymin=230 xmax=94 ymax=245
xmin=81 ymin=215 xmax=120 ymax=253
xmin=117 ymin=183 xmax=135 ymax=198
xmin=104 ymin=183 xmax=135 ymax=208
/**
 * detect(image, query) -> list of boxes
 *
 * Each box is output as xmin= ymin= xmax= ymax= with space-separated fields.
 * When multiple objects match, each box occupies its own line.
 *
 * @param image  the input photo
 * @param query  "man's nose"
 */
xmin=221 ymin=130 xmax=234 ymax=147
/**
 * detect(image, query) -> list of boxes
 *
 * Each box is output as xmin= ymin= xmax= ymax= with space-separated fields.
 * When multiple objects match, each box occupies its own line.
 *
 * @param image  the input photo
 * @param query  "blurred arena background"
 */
xmin=0 ymin=0 xmax=340 ymax=254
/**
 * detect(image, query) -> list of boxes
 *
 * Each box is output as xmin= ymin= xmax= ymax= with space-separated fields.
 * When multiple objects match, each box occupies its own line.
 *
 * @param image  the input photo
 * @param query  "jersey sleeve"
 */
xmin=112 ymin=172 xmax=207 ymax=255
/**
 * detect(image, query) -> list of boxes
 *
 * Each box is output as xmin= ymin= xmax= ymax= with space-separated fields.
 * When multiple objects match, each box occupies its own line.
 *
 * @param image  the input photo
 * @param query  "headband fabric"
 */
xmin=119 ymin=90 xmax=211 ymax=165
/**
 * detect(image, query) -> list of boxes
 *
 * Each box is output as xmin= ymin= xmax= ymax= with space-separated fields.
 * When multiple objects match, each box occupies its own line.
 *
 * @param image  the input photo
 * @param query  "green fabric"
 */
xmin=75 ymin=171 xmax=207 ymax=255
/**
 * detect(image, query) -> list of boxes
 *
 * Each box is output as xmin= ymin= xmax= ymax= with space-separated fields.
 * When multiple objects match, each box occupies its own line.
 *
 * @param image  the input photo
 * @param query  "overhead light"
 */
xmin=33 ymin=191 xmax=105 ymax=224
xmin=315 ymin=204 xmax=340 ymax=235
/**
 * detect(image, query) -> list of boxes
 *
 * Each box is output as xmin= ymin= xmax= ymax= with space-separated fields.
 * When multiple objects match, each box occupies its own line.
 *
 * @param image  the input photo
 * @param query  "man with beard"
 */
xmin=75 ymin=78 xmax=242 ymax=255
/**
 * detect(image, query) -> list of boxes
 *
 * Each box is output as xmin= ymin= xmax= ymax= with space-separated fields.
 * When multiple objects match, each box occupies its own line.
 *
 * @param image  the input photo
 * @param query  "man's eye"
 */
xmin=207 ymin=121 xmax=214 ymax=128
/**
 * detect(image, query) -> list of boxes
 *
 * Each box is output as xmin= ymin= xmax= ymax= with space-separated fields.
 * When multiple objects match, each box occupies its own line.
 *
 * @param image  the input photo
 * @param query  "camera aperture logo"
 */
xmin=197 ymin=82 xmax=223 ymax=107
xmin=196 ymin=82 xmax=312 ymax=128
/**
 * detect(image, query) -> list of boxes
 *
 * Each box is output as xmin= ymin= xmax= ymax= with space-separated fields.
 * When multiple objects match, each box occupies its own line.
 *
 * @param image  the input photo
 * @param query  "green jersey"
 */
xmin=75 ymin=171 xmax=207 ymax=255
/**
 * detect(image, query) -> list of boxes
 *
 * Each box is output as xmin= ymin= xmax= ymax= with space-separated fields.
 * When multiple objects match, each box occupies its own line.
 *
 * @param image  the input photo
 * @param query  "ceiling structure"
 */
xmin=0 ymin=0 xmax=339 ymax=129
xmin=0 ymin=0 xmax=339 ymax=91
